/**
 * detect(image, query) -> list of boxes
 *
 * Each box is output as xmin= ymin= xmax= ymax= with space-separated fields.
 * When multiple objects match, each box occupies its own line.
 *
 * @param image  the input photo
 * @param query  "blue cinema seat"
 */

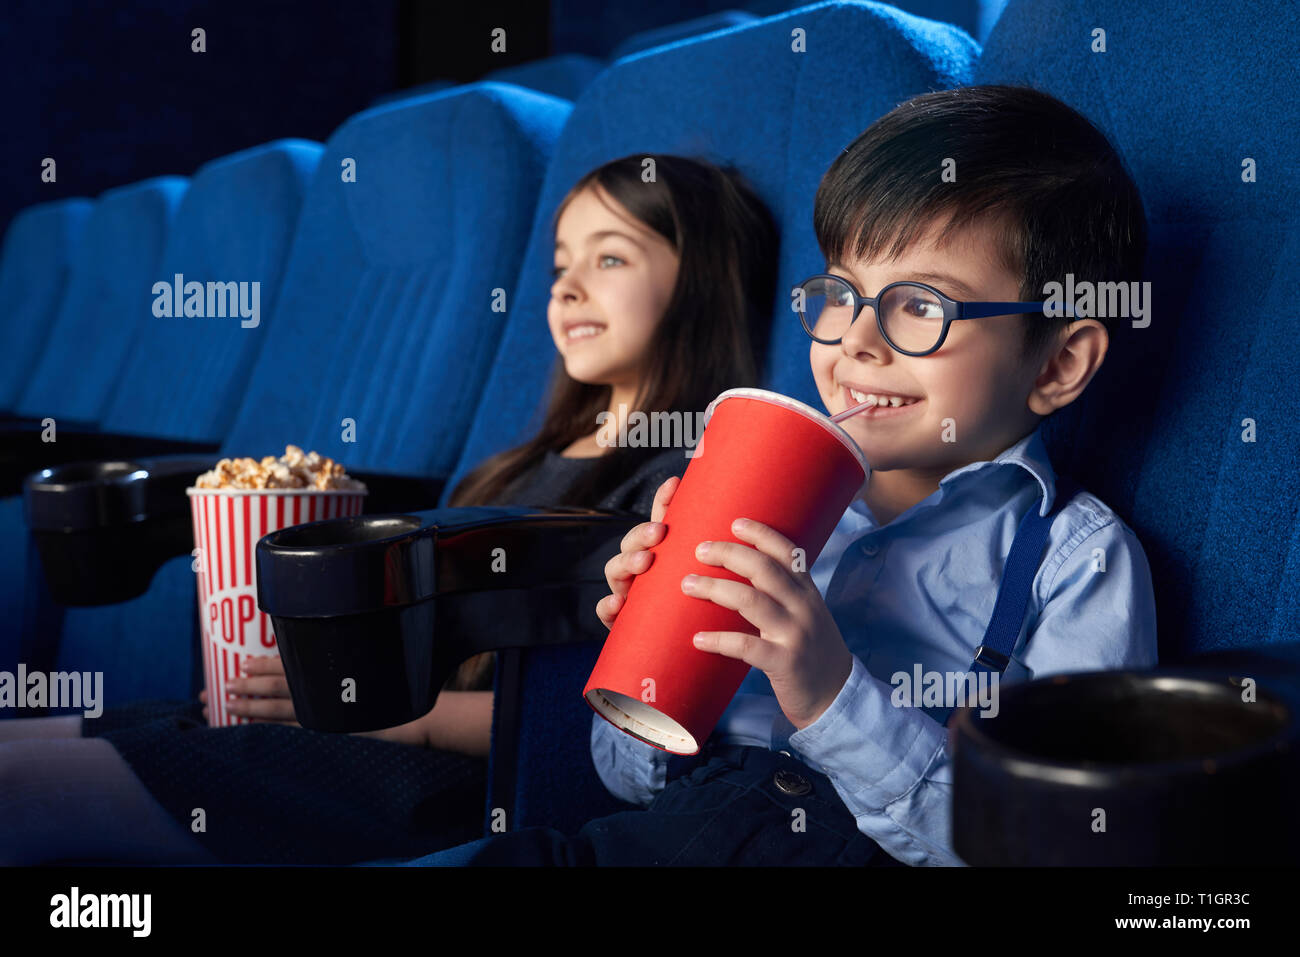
xmin=373 ymin=53 xmax=603 ymax=108
xmin=98 ymin=139 xmax=324 ymax=444
xmin=1 ymin=142 xmax=320 ymax=684
xmin=0 ymin=198 xmax=94 ymax=414
xmin=439 ymin=0 xmax=979 ymax=838
xmin=486 ymin=54 xmax=605 ymax=102
xmin=876 ymin=0 xmax=1008 ymax=45
xmin=34 ymin=83 xmax=572 ymax=709
xmin=372 ymin=10 xmax=770 ymax=111
xmin=975 ymin=0 xmax=1300 ymax=662
xmin=607 ymin=10 xmax=760 ymax=59
xmin=9 ymin=178 xmax=188 ymax=431
xmin=1 ymin=178 xmax=187 ymax=683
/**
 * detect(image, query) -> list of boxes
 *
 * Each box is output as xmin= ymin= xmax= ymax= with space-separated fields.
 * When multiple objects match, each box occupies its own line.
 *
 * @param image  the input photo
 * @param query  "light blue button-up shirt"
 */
xmin=590 ymin=423 xmax=1159 ymax=865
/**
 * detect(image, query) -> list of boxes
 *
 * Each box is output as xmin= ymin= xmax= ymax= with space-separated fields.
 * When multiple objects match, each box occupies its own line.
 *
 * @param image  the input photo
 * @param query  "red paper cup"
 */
xmin=186 ymin=487 xmax=366 ymax=727
xmin=584 ymin=387 xmax=869 ymax=754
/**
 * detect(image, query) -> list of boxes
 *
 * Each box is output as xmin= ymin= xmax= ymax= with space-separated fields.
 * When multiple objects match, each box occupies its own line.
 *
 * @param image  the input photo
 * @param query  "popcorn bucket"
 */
xmin=186 ymin=487 xmax=366 ymax=726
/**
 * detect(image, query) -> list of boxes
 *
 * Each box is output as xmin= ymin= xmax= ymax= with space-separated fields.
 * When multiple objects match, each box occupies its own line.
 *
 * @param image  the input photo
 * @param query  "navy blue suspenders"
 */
xmin=938 ymin=473 xmax=1083 ymax=726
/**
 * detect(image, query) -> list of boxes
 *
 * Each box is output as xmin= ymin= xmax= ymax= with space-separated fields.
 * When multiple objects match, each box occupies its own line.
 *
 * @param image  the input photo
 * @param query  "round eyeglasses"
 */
xmin=793 ymin=274 xmax=1059 ymax=357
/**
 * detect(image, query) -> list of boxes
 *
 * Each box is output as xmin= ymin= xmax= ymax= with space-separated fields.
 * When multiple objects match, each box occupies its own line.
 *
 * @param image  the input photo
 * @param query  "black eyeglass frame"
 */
xmin=794 ymin=273 xmax=1067 ymax=357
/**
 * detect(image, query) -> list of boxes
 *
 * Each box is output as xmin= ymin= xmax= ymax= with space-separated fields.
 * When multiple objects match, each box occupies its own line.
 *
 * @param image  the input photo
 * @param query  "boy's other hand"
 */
xmin=199 ymin=654 xmax=300 ymax=726
xmin=596 ymin=475 xmax=680 ymax=630
xmin=685 ymin=517 xmax=854 ymax=731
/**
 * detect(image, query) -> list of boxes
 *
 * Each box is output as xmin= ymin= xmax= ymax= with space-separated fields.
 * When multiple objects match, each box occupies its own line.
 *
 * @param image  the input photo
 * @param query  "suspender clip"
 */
xmin=972 ymin=644 xmax=1010 ymax=672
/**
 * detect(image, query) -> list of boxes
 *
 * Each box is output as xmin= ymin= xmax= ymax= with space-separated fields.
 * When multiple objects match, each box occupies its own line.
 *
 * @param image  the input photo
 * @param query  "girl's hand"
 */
xmin=199 ymin=654 xmax=300 ymax=726
xmin=685 ymin=517 xmax=854 ymax=731
xmin=596 ymin=475 xmax=679 ymax=630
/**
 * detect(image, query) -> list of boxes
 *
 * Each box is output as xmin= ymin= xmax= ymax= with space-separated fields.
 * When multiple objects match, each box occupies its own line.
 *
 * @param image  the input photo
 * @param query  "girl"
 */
xmin=0 ymin=154 xmax=779 ymax=866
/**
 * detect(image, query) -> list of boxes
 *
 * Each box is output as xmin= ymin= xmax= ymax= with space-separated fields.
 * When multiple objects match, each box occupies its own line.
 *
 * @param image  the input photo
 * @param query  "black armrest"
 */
xmin=1 ymin=423 xmax=219 ymax=497
xmin=23 ymin=455 xmax=221 ymax=605
xmin=257 ymin=507 xmax=639 ymax=732
xmin=21 ymin=456 xmax=447 ymax=607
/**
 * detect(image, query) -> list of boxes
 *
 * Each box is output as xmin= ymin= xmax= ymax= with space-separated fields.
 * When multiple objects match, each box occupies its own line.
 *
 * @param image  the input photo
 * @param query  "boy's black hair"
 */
xmin=813 ymin=85 xmax=1147 ymax=363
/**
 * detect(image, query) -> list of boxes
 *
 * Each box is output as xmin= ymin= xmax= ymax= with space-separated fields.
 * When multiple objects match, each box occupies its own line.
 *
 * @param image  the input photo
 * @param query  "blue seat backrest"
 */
xmin=0 ymin=198 xmax=94 ymax=412
xmin=373 ymin=55 xmax=604 ymax=110
xmin=369 ymin=79 xmax=455 ymax=108
xmin=975 ymin=0 xmax=1300 ymax=659
xmin=217 ymin=83 xmax=572 ymax=479
xmin=14 ymin=177 xmax=188 ymax=427
xmin=880 ymin=1 xmax=1008 ymax=44
xmin=484 ymin=54 xmax=606 ymax=102
xmin=99 ymin=140 xmax=324 ymax=443
xmin=450 ymin=0 xmax=978 ymax=835
xmin=608 ymin=10 xmax=759 ymax=60
xmin=43 ymin=84 xmax=572 ymax=710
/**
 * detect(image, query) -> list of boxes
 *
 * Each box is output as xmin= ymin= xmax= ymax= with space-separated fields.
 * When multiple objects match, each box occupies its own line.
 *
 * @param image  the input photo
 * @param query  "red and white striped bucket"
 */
xmin=186 ymin=487 xmax=366 ymax=727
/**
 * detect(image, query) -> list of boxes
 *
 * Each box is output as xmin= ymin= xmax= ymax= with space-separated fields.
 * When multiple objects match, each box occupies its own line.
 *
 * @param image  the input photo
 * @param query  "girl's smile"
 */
xmin=548 ymin=185 xmax=679 ymax=391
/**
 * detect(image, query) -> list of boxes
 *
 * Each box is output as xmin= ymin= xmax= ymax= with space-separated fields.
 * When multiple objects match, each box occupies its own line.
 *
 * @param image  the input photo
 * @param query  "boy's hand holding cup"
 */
xmin=587 ymin=389 xmax=870 ymax=754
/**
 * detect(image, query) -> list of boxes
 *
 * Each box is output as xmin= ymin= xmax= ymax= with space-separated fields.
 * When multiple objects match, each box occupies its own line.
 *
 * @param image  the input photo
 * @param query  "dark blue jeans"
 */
xmin=450 ymin=744 xmax=906 ymax=866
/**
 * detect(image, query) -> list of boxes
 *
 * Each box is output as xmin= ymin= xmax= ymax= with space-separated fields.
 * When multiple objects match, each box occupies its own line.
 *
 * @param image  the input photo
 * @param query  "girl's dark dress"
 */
xmin=81 ymin=448 xmax=688 ymax=864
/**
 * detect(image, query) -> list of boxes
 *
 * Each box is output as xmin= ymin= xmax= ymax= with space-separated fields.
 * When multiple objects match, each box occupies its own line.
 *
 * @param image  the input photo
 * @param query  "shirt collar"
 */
xmin=844 ymin=423 xmax=1060 ymax=528
xmin=936 ymin=422 xmax=1059 ymax=517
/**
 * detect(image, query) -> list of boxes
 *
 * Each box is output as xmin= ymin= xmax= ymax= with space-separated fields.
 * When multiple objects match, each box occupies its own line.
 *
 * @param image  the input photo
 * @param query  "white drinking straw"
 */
xmin=830 ymin=397 xmax=876 ymax=424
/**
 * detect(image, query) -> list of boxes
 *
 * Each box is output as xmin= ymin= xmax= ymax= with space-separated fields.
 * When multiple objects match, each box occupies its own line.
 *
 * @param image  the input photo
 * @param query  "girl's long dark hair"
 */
xmin=444 ymin=154 xmax=778 ymax=691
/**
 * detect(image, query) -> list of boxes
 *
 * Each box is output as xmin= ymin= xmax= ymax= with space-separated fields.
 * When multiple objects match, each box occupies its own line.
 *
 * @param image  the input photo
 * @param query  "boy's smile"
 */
xmin=810 ymin=215 xmax=1079 ymax=521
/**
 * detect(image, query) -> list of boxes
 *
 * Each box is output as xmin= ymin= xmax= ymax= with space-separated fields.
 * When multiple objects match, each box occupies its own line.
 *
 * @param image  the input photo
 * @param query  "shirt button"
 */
xmin=861 ymin=542 xmax=879 ymax=556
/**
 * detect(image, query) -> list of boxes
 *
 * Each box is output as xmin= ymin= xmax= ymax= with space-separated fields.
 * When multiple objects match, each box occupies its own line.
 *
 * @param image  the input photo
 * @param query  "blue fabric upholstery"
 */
xmin=450 ymin=0 xmax=978 ymax=836
xmin=0 ymin=198 xmax=94 ymax=412
xmin=218 ymin=83 xmax=571 ymax=479
xmin=485 ymin=54 xmax=606 ymax=102
xmin=375 ymin=54 xmax=604 ymax=108
xmin=872 ymin=1 xmax=1005 ymax=44
xmin=976 ymin=0 xmax=1300 ymax=660
xmin=98 ymin=140 xmax=324 ymax=442
xmin=608 ymin=10 xmax=760 ymax=59
xmin=370 ymin=80 xmax=455 ymax=108
xmin=13 ymin=177 xmax=188 ymax=427
xmin=39 ymin=83 xmax=572 ymax=709
xmin=1 ymin=145 xmax=317 ymax=697
xmin=0 ymin=180 xmax=186 ymax=688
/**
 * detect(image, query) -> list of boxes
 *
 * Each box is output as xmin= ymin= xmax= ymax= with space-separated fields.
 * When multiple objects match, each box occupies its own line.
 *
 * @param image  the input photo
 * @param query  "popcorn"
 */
xmin=194 ymin=445 xmax=366 ymax=491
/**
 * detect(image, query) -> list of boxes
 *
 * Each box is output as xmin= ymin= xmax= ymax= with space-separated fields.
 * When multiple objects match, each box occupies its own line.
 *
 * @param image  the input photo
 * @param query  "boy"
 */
xmin=411 ymin=84 xmax=1158 ymax=867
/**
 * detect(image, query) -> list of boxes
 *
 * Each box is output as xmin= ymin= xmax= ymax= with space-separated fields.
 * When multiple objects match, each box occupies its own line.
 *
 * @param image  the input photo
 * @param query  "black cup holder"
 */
xmin=23 ymin=454 xmax=220 ymax=606
xmin=40 ymin=460 xmax=146 ymax=484
xmin=951 ymin=668 xmax=1300 ymax=865
xmin=257 ymin=506 xmax=638 ymax=733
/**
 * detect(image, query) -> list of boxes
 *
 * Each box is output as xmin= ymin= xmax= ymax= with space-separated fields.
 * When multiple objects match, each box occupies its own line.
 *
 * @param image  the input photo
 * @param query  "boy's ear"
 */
xmin=1026 ymin=320 xmax=1108 ymax=417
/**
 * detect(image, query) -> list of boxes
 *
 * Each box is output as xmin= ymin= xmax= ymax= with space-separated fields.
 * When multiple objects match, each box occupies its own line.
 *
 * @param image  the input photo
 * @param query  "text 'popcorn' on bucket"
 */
xmin=194 ymin=445 xmax=366 ymax=491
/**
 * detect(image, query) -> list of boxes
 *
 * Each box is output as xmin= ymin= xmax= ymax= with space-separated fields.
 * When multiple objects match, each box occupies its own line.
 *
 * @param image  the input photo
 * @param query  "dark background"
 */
xmin=0 ymin=0 xmax=988 ymax=238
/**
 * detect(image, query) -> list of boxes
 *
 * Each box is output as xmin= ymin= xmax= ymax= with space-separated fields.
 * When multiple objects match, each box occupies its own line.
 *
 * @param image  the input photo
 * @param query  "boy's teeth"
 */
xmin=847 ymin=387 xmax=918 ymax=408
